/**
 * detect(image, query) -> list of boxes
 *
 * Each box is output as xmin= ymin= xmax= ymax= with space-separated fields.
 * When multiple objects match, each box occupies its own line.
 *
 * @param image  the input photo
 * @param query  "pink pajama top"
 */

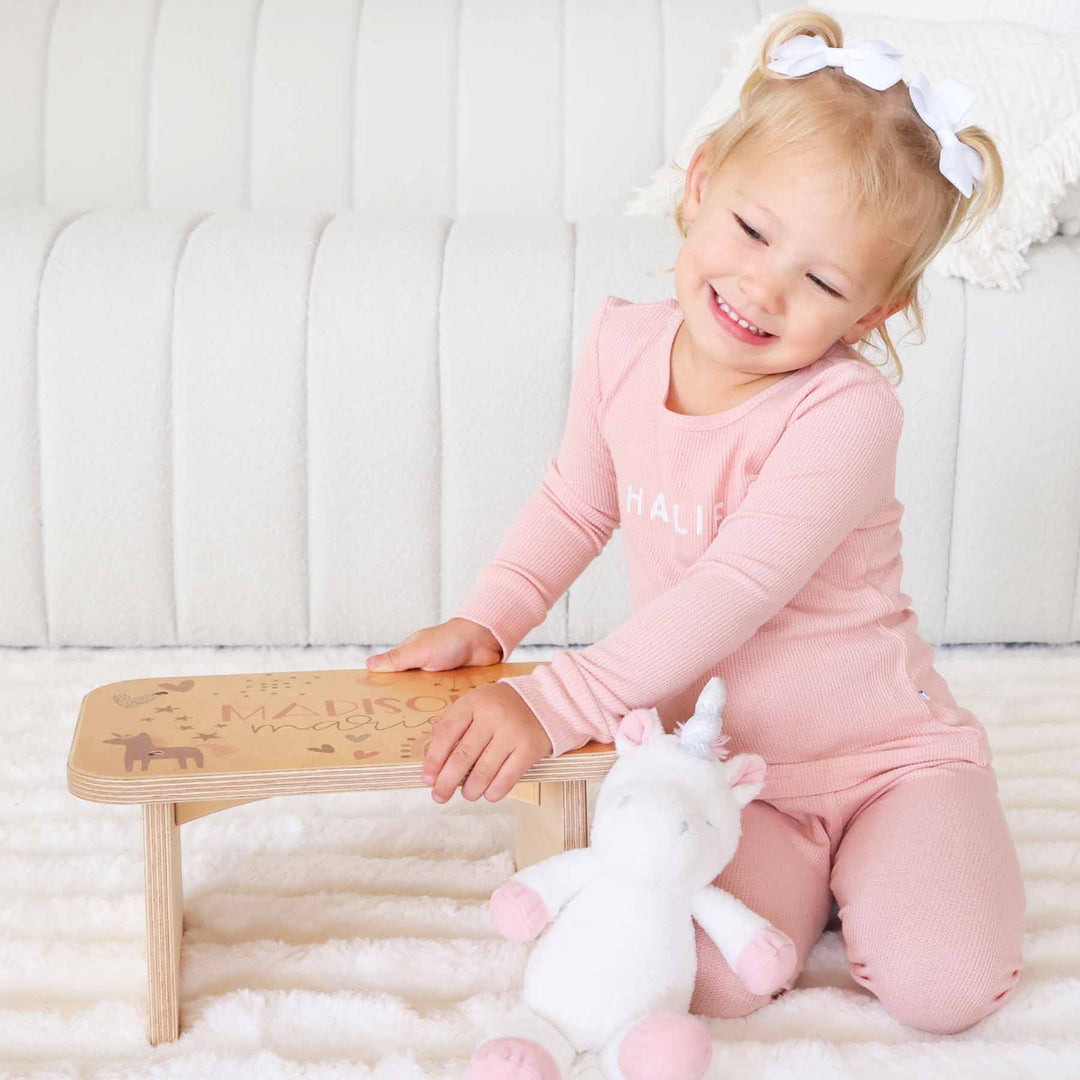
xmin=452 ymin=295 xmax=992 ymax=801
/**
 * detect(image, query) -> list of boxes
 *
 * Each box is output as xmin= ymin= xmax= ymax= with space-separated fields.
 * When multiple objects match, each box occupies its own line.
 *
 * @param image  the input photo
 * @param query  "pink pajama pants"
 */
xmin=691 ymin=758 xmax=1026 ymax=1034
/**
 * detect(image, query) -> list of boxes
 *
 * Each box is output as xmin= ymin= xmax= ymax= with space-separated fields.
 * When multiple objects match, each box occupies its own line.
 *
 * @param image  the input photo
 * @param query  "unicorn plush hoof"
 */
xmin=736 ymin=925 xmax=798 ymax=995
xmin=465 ymin=1036 xmax=563 ymax=1080
xmin=615 ymin=1010 xmax=713 ymax=1080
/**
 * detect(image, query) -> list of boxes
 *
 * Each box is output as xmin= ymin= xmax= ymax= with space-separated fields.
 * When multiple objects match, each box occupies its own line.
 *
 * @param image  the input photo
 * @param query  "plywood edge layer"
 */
xmin=67 ymin=754 xmax=617 ymax=804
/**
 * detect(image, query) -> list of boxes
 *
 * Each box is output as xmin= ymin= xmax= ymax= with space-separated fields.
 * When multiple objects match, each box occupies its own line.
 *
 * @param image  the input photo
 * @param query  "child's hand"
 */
xmin=422 ymin=682 xmax=553 ymax=804
xmin=367 ymin=617 xmax=502 ymax=672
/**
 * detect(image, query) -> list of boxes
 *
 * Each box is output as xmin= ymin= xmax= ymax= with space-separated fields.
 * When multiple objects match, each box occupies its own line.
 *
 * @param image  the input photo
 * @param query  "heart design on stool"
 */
xmin=159 ymin=680 xmax=195 ymax=692
xmin=308 ymin=744 xmax=335 ymax=753
xmin=345 ymin=733 xmax=371 ymax=742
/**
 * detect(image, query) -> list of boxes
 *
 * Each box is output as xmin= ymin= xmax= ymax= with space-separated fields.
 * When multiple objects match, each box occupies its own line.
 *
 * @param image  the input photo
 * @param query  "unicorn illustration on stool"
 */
xmin=104 ymin=732 xmax=205 ymax=772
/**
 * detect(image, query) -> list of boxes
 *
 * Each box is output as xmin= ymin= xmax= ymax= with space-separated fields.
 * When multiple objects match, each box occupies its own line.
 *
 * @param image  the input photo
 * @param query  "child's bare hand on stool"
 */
xmin=366 ymin=617 xmax=503 ymax=672
xmin=421 ymin=682 xmax=554 ymax=804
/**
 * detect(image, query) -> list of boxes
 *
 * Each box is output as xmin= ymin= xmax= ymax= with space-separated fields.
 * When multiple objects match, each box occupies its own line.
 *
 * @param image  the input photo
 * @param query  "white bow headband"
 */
xmin=766 ymin=33 xmax=984 ymax=197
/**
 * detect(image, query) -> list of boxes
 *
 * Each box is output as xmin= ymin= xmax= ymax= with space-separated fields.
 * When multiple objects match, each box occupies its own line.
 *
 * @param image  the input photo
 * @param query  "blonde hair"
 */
xmin=661 ymin=7 xmax=1004 ymax=386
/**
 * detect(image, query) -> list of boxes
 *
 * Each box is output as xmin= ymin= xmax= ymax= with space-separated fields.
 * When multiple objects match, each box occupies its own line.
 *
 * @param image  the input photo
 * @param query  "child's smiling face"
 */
xmin=675 ymin=139 xmax=906 ymax=387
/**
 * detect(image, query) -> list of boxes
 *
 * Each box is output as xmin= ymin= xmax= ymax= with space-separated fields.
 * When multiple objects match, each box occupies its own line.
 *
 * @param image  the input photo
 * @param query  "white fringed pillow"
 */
xmin=625 ymin=13 xmax=1080 ymax=291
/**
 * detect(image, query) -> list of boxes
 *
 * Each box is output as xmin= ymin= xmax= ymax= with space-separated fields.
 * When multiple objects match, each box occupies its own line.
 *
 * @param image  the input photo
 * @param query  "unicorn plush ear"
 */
xmin=724 ymin=753 xmax=767 ymax=808
xmin=615 ymin=708 xmax=665 ymax=755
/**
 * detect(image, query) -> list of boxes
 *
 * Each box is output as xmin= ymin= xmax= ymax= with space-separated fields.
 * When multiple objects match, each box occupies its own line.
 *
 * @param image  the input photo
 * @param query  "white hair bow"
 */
xmin=907 ymin=72 xmax=985 ymax=197
xmin=767 ymin=33 xmax=904 ymax=91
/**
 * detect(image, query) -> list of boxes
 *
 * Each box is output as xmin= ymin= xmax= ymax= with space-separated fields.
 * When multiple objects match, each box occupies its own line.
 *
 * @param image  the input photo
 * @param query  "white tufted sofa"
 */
xmin=2 ymin=0 xmax=1078 ymax=657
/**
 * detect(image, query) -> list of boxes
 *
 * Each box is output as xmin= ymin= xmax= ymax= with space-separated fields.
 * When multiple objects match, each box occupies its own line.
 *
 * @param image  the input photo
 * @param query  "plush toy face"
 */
xmin=591 ymin=693 xmax=765 ymax=895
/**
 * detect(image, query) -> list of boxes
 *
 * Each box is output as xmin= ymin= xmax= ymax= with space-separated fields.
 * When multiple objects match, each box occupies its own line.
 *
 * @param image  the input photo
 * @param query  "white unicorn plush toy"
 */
xmin=465 ymin=676 xmax=797 ymax=1080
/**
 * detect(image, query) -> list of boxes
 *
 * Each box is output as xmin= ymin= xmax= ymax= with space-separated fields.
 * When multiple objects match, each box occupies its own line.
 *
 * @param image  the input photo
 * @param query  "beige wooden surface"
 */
xmin=143 ymin=803 xmax=182 ymax=1044
xmin=68 ymin=662 xmax=617 ymax=805
xmin=66 ymin=661 xmax=617 ymax=1046
xmin=512 ymin=779 xmax=590 ymax=869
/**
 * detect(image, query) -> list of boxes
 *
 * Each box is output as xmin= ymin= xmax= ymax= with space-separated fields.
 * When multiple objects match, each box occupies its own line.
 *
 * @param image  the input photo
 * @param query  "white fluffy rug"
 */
xmin=2 ymin=642 xmax=1079 ymax=1079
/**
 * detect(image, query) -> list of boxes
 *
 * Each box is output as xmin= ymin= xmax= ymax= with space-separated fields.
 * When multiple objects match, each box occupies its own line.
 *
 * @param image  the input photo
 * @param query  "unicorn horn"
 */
xmin=675 ymin=677 xmax=729 ymax=760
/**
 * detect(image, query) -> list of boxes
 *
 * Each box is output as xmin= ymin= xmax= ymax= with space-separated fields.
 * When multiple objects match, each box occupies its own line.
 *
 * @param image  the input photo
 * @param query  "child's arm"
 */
xmin=452 ymin=295 xmax=620 ymax=662
xmin=497 ymin=365 xmax=905 ymax=756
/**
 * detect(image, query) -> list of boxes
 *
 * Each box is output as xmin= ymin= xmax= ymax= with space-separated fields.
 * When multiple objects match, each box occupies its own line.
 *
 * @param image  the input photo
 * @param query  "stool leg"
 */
xmin=142 ymin=803 xmax=182 ymax=1044
xmin=512 ymin=779 xmax=589 ymax=871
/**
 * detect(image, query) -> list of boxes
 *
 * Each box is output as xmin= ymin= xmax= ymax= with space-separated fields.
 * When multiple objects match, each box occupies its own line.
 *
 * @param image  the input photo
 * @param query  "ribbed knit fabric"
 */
xmin=453 ymin=295 xmax=992 ymax=801
xmin=688 ymin=759 xmax=1025 ymax=1031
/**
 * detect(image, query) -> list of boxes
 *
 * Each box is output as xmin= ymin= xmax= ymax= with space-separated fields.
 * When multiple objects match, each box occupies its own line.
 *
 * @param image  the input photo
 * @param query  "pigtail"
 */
xmin=740 ymin=9 xmax=846 ymax=114
xmin=947 ymin=129 xmax=1005 ymax=244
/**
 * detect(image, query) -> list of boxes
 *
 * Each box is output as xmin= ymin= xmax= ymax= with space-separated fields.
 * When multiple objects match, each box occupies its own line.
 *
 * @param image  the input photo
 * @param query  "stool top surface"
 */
xmin=67 ymin=661 xmax=615 ymax=802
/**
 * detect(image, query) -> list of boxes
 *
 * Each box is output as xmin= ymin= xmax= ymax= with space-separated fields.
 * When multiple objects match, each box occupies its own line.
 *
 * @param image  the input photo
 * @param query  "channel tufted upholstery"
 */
xmin=1 ymin=0 xmax=1078 ymax=649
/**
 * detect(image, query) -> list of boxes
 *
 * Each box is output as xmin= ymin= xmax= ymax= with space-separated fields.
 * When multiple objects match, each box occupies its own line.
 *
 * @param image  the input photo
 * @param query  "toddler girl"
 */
xmin=368 ymin=7 xmax=1024 ymax=1044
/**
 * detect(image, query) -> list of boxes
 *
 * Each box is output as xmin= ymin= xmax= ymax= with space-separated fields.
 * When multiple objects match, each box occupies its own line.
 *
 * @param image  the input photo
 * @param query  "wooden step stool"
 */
xmin=66 ymin=661 xmax=616 ymax=1045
